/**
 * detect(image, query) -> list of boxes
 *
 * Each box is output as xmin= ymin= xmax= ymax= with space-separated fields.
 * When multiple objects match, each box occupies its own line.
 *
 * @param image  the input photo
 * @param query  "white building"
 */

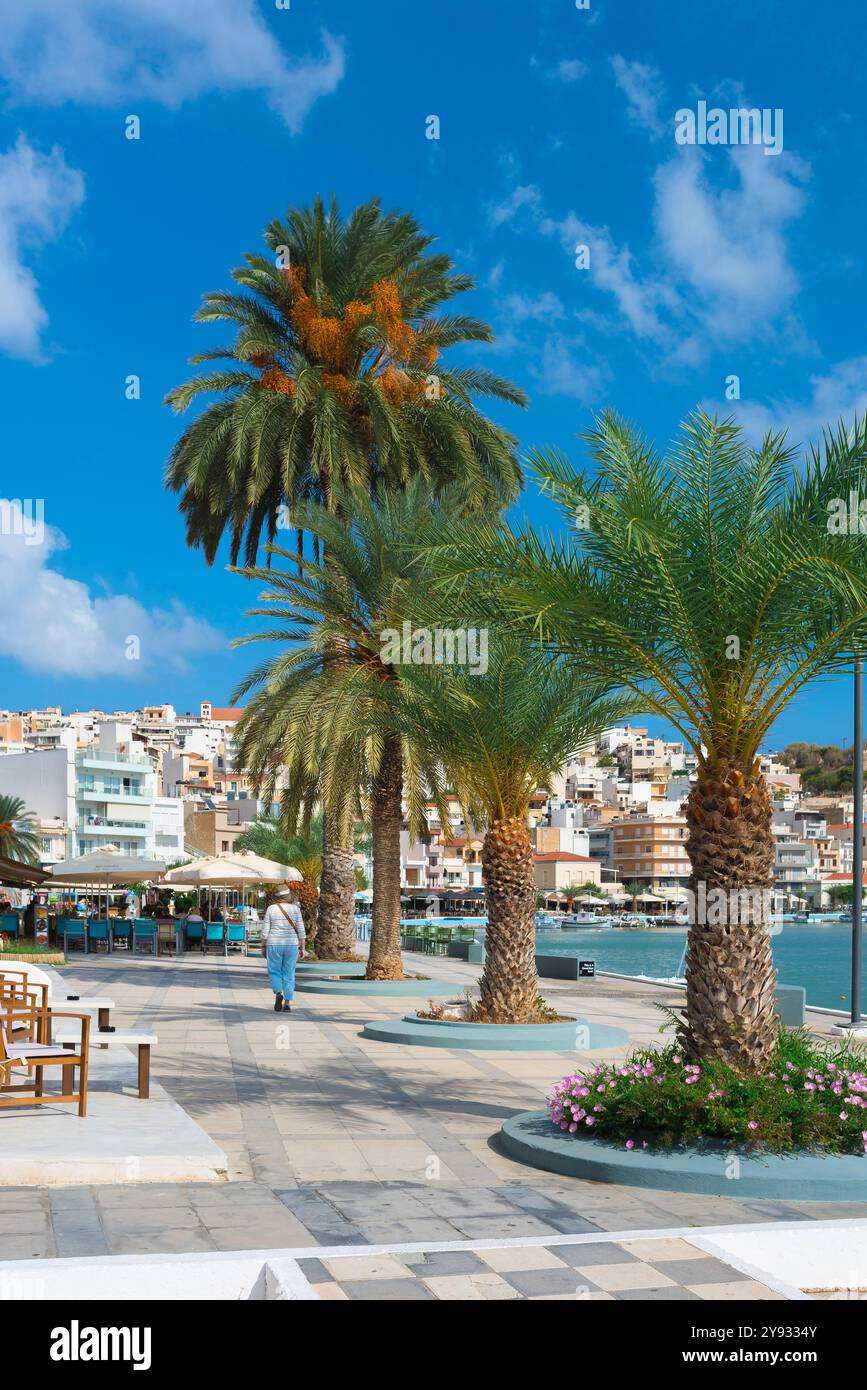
xmin=0 ymin=720 xmax=182 ymax=862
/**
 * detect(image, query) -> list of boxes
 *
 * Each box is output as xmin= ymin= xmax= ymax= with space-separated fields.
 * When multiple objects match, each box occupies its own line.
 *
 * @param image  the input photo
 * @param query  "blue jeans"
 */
xmin=266 ymin=939 xmax=299 ymax=999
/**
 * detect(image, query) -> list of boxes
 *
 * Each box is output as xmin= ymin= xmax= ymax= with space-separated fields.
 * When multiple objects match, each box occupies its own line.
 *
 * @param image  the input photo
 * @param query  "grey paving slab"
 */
xmin=503 ymin=1266 xmax=596 ymax=1297
xmin=342 ymin=1278 xmax=437 ymax=1301
xmin=659 ymin=1257 xmax=750 ymax=1285
xmin=553 ymin=1242 xmax=640 ymax=1267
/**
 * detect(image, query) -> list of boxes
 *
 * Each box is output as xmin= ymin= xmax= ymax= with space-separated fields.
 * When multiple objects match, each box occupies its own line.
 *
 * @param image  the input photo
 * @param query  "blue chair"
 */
xmin=0 ymin=913 xmax=18 ymax=938
xmin=112 ymin=921 xmax=132 ymax=950
xmin=226 ymin=923 xmax=247 ymax=956
xmin=204 ymin=923 xmax=226 ymax=956
xmin=61 ymin=918 xmax=88 ymax=954
xmin=132 ymin=920 xmax=157 ymax=956
xmin=87 ymin=919 xmax=111 ymax=954
xmin=183 ymin=919 xmax=205 ymax=952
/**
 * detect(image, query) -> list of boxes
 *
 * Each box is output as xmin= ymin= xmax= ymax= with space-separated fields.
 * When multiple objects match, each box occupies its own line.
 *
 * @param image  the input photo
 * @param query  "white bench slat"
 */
xmin=53 ymin=1027 xmax=157 ymax=1046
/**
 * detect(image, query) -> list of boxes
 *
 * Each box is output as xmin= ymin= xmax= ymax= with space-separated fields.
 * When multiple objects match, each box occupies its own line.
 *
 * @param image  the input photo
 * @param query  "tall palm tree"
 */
xmin=164 ymin=195 xmax=526 ymax=960
xmin=0 ymin=795 xmax=40 ymax=866
xmin=231 ymin=480 xmax=457 ymax=975
xmin=385 ymin=639 xmax=632 ymax=1021
xmin=425 ymin=409 xmax=867 ymax=1067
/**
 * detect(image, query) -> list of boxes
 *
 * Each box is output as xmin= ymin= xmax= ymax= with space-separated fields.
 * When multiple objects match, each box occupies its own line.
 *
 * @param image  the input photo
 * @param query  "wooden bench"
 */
xmin=54 ymin=1025 xmax=157 ymax=1099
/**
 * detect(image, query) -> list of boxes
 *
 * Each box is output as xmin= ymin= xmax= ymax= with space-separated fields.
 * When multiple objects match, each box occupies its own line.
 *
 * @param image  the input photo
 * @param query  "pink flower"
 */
xmin=625 ymin=1140 xmax=634 ymax=1150
xmin=747 ymin=1120 xmax=758 ymax=1131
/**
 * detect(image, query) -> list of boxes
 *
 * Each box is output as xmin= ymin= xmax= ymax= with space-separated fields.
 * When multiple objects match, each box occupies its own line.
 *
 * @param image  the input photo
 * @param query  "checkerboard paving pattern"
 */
xmin=297 ymin=1235 xmax=788 ymax=1301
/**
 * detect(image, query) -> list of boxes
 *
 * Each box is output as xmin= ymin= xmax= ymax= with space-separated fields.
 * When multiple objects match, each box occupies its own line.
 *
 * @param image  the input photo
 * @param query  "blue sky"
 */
xmin=0 ymin=0 xmax=865 ymax=750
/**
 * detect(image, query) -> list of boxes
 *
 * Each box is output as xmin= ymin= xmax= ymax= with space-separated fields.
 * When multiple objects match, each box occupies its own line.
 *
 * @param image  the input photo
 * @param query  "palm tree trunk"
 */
xmin=685 ymin=757 xmax=778 ymax=1071
xmin=314 ymin=524 xmax=358 ymax=962
xmin=366 ymin=733 xmax=404 ymax=980
xmin=314 ymin=819 xmax=357 ymax=960
xmin=477 ymin=816 xmax=539 ymax=1022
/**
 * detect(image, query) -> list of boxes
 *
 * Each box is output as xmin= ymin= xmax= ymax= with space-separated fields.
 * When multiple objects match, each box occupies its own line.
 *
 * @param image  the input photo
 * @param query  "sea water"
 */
xmin=534 ymin=924 xmax=864 ymax=1013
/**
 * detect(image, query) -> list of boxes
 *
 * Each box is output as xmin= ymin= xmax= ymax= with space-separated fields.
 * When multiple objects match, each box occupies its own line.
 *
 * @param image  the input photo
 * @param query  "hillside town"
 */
xmin=0 ymin=704 xmax=859 ymax=916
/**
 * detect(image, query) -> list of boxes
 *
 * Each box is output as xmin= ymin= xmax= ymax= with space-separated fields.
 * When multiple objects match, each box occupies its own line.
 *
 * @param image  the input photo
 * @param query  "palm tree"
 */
xmin=622 ymin=881 xmax=647 ymax=912
xmin=426 ymin=409 xmax=867 ymax=1067
xmin=386 ymin=638 xmax=632 ymax=1021
xmin=0 ymin=795 xmax=40 ymax=866
xmin=231 ymin=480 xmax=455 ymax=975
xmin=164 ymin=195 xmax=526 ymax=962
xmin=234 ymin=815 xmax=323 ymax=934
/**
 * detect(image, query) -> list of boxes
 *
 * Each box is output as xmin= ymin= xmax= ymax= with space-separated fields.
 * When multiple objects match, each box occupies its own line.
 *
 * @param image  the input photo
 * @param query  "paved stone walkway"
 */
xmin=1 ymin=952 xmax=863 ymax=1288
xmin=298 ymin=1234 xmax=786 ymax=1301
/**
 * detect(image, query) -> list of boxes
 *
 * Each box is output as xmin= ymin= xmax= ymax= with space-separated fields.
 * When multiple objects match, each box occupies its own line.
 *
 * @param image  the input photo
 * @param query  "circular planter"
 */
xmin=295 ymin=976 xmax=455 ymax=997
xmin=500 ymin=1110 xmax=867 ymax=1200
xmin=361 ymin=1014 xmax=628 ymax=1051
xmin=296 ymin=961 xmax=364 ymax=976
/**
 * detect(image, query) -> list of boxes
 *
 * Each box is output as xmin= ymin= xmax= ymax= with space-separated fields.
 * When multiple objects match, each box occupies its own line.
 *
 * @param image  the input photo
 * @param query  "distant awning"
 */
xmin=0 ymin=856 xmax=51 ymax=888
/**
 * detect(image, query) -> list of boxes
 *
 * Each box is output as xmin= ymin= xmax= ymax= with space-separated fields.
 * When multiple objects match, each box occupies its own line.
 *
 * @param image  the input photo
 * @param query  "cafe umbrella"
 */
xmin=48 ymin=845 xmax=168 ymax=916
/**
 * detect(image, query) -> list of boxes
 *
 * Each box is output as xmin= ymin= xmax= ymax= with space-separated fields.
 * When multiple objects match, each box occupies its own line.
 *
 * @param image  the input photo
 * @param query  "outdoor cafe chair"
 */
xmin=157 ymin=920 xmax=176 ymax=956
xmin=111 ymin=921 xmax=132 ymax=950
xmin=60 ymin=919 xmax=88 ymax=954
xmin=226 ymin=923 xmax=247 ymax=956
xmin=86 ymin=920 xmax=111 ymax=954
xmin=204 ymin=923 xmax=226 ymax=956
xmin=0 ymin=974 xmax=50 ymax=1042
xmin=131 ymin=921 xmax=157 ymax=956
xmin=183 ymin=919 xmax=205 ymax=953
xmin=0 ymin=1004 xmax=90 ymax=1117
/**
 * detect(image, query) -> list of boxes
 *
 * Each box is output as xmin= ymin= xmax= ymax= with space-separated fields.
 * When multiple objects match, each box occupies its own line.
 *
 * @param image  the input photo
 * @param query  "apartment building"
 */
xmin=610 ymin=815 xmax=691 ymax=893
xmin=0 ymin=720 xmax=180 ymax=863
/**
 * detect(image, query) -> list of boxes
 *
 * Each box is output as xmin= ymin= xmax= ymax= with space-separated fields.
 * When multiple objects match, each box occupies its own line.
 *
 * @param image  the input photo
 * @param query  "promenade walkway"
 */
xmin=0 ymin=951 xmax=861 ymax=1298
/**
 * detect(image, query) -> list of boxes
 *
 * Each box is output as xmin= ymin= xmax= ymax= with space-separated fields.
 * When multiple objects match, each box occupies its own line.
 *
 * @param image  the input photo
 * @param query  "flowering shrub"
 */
xmin=548 ymin=1030 xmax=867 ymax=1154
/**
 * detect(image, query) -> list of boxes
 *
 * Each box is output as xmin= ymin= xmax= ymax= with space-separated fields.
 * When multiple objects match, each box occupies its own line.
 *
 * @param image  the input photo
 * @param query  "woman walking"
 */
xmin=261 ymin=887 xmax=305 ymax=1011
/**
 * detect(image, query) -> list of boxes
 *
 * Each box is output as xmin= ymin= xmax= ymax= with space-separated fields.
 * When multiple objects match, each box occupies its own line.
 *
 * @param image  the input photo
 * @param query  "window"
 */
xmin=41 ymin=837 xmax=51 ymax=853
xmin=221 ymin=840 xmax=229 ymax=852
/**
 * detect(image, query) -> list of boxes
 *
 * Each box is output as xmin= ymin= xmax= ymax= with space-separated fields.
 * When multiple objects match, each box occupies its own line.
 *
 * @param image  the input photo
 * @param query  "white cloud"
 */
xmin=501 ymin=291 xmax=565 ymax=323
xmin=0 ymin=135 xmax=84 ymax=362
xmin=488 ymin=184 xmax=542 ymax=229
xmin=712 ymin=358 xmax=867 ymax=446
xmin=611 ymin=55 xmax=665 ymax=137
xmin=652 ymin=145 xmax=808 ymax=363
xmin=0 ymin=504 xmax=225 ymax=676
xmin=531 ymin=333 xmax=612 ymax=402
xmin=0 ymin=0 xmax=344 ymax=132
xmin=516 ymin=139 xmax=808 ymax=365
xmin=540 ymin=209 xmax=677 ymax=344
xmin=553 ymin=59 xmax=587 ymax=83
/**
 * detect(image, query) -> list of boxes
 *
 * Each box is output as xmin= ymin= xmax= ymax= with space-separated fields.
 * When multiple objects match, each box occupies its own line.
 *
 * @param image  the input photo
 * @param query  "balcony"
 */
xmin=77 ymin=818 xmax=148 ymax=834
xmin=76 ymin=784 xmax=147 ymax=800
xmin=76 ymin=751 xmax=151 ymax=772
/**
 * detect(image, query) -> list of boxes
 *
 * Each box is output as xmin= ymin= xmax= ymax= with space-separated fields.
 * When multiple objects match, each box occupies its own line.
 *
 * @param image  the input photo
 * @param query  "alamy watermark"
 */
xmin=0 ymin=498 xmax=44 ymax=546
xmin=674 ymin=100 xmax=783 ymax=156
xmin=380 ymin=621 xmax=488 ymax=675
xmin=827 ymin=492 xmax=867 ymax=534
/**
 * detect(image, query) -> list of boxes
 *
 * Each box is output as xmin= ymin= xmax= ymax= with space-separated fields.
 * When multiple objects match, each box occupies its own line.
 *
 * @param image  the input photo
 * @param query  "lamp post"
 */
xmin=851 ymin=659 xmax=864 ymax=1027
xmin=832 ymin=660 xmax=865 ymax=1037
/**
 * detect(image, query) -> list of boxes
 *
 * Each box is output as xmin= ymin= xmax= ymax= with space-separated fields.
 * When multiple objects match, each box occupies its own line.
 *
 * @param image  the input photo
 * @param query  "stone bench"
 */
xmin=54 ymin=1025 xmax=157 ymax=1099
